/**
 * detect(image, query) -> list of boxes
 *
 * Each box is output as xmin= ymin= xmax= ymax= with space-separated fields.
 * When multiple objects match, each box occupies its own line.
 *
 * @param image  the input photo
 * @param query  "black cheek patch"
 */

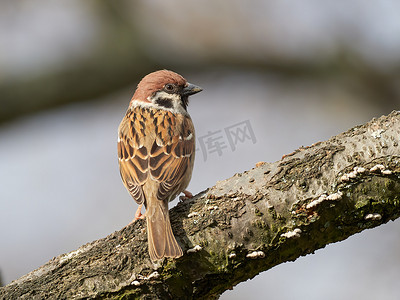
xmin=155 ymin=98 xmax=173 ymax=109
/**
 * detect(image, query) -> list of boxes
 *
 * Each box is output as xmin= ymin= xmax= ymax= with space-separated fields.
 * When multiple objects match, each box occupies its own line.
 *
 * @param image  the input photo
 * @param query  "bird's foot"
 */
xmin=179 ymin=190 xmax=193 ymax=202
xmin=128 ymin=204 xmax=146 ymax=225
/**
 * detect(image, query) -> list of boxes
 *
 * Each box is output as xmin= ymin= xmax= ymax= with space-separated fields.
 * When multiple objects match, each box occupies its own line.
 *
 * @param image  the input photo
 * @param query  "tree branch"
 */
xmin=2 ymin=111 xmax=400 ymax=299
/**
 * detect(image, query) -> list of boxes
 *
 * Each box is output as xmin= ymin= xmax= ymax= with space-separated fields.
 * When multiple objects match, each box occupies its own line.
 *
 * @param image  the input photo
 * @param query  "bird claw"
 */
xmin=179 ymin=190 xmax=193 ymax=202
xmin=128 ymin=204 xmax=146 ymax=225
xmin=135 ymin=212 xmax=146 ymax=220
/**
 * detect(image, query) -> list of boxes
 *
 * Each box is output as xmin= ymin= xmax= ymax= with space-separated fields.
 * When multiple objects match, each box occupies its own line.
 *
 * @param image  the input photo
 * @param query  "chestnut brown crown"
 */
xmin=130 ymin=70 xmax=202 ymax=110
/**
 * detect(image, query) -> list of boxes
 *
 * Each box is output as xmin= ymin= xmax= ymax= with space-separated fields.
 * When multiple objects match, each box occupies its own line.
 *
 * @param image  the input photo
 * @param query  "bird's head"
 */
xmin=130 ymin=70 xmax=202 ymax=113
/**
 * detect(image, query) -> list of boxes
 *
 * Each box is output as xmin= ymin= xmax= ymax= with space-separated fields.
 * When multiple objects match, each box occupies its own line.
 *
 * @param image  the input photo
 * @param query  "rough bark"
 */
xmin=1 ymin=111 xmax=400 ymax=299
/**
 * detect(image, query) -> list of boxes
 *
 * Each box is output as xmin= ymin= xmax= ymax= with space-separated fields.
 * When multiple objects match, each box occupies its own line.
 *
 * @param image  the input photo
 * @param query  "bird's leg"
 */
xmin=179 ymin=190 xmax=193 ymax=201
xmin=183 ymin=190 xmax=193 ymax=198
xmin=128 ymin=204 xmax=146 ymax=225
xmin=135 ymin=204 xmax=146 ymax=220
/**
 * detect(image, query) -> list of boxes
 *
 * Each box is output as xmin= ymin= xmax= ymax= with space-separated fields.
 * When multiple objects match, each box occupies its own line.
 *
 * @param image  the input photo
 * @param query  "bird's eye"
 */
xmin=165 ymin=84 xmax=175 ymax=92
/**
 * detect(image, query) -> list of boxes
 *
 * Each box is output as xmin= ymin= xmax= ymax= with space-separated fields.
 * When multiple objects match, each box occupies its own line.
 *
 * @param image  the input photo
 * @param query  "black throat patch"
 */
xmin=181 ymin=96 xmax=189 ymax=111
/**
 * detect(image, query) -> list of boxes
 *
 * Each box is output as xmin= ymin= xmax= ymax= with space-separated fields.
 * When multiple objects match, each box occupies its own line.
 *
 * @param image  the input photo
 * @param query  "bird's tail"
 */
xmin=146 ymin=201 xmax=183 ymax=261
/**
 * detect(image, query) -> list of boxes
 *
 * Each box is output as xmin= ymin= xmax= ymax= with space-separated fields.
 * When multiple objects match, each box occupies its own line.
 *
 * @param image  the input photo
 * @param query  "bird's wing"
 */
xmin=149 ymin=112 xmax=195 ymax=201
xmin=118 ymin=108 xmax=149 ymax=205
xmin=118 ymin=107 xmax=195 ymax=204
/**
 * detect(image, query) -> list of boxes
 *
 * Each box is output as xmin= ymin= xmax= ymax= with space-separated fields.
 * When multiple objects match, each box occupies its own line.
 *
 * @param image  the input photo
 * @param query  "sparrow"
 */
xmin=117 ymin=70 xmax=202 ymax=261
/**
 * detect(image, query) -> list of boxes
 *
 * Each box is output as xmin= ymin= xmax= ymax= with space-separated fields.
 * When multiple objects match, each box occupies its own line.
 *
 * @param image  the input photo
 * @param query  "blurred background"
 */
xmin=1 ymin=1 xmax=400 ymax=299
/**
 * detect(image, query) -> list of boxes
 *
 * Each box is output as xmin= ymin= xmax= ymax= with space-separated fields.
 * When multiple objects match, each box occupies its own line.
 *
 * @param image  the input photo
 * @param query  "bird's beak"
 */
xmin=182 ymin=83 xmax=203 ymax=96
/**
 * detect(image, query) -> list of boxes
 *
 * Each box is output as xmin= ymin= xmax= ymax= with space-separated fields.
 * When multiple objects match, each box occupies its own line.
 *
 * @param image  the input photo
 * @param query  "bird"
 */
xmin=117 ymin=70 xmax=202 ymax=261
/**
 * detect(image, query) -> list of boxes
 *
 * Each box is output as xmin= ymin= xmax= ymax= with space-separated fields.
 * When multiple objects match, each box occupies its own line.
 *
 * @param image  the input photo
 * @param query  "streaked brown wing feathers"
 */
xmin=119 ymin=106 xmax=194 ymax=203
xmin=150 ymin=125 xmax=194 ymax=201
xmin=118 ymin=108 xmax=150 ymax=204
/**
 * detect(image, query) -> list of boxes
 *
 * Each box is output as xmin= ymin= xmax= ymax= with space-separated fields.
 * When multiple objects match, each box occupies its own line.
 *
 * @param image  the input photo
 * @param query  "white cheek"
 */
xmin=132 ymin=91 xmax=189 ymax=115
xmin=154 ymin=91 xmax=187 ymax=114
xmin=156 ymin=91 xmax=181 ymax=106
